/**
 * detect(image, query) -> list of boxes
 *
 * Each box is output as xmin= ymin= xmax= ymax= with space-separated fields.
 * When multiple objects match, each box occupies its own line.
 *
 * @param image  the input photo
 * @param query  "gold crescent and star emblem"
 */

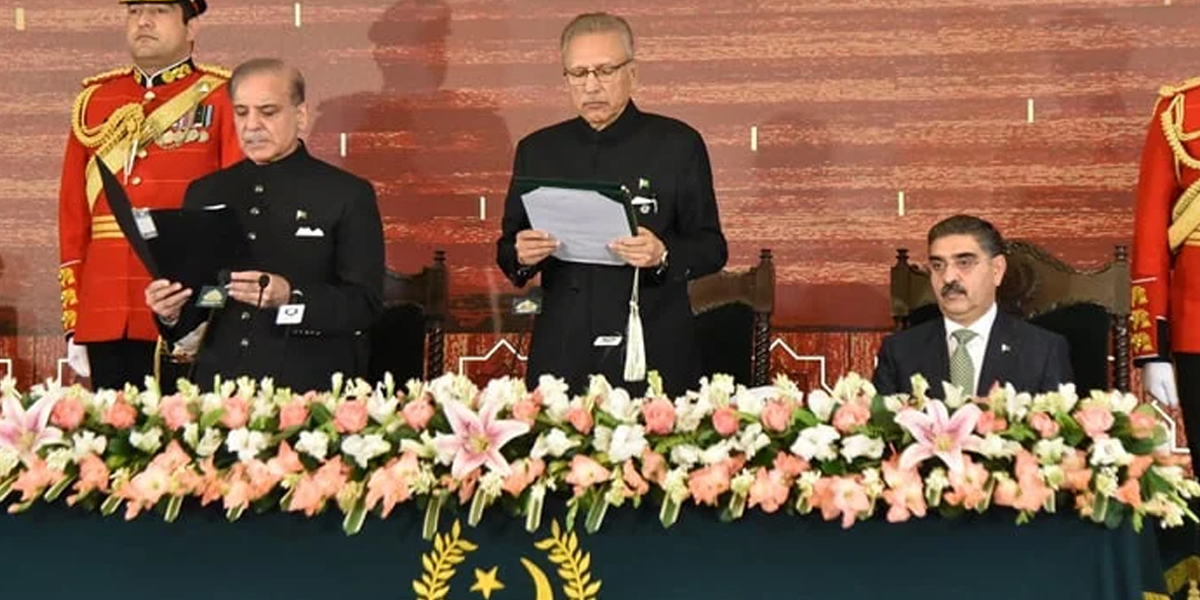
xmin=413 ymin=520 xmax=600 ymax=600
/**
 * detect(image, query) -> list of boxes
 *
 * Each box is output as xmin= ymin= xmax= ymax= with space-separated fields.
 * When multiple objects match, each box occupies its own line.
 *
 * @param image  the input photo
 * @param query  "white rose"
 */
xmin=225 ymin=428 xmax=268 ymax=463
xmin=341 ymin=434 xmax=391 ymax=468
xmin=71 ymin=431 xmax=108 ymax=459
xmin=367 ymin=392 xmax=399 ymax=425
xmin=790 ymin=425 xmax=840 ymax=462
xmin=670 ymin=444 xmax=703 ymax=469
xmin=531 ymin=429 xmax=579 ymax=460
xmin=733 ymin=423 xmax=771 ymax=460
xmin=296 ymin=430 xmax=330 ymax=461
xmin=700 ymin=440 xmax=733 ymax=465
xmin=978 ymin=434 xmax=1018 ymax=459
xmin=806 ymin=390 xmax=835 ymax=422
xmin=601 ymin=389 xmax=643 ymax=424
xmin=592 ymin=425 xmax=614 ymax=455
xmin=839 ymin=434 xmax=885 ymax=462
xmin=129 ymin=427 xmax=163 ymax=453
xmin=1089 ymin=438 xmax=1133 ymax=467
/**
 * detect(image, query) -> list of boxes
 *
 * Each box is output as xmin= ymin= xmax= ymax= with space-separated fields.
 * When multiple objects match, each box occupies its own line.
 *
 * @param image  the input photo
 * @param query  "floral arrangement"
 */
xmin=0 ymin=370 xmax=1195 ymax=538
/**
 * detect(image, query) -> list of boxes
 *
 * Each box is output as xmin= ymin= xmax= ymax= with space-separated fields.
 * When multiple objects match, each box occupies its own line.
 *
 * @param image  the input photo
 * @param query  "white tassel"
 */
xmin=624 ymin=268 xmax=646 ymax=382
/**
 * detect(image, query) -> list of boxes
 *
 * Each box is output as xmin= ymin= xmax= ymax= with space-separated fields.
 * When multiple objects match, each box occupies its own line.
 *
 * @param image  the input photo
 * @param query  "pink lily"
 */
xmin=894 ymin=400 xmax=982 ymax=473
xmin=0 ymin=394 xmax=65 ymax=464
xmin=432 ymin=399 xmax=530 ymax=480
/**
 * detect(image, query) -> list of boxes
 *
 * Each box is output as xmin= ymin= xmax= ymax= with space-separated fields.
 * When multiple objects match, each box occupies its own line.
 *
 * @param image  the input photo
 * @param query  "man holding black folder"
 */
xmin=145 ymin=59 xmax=384 ymax=392
xmin=496 ymin=13 xmax=727 ymax=396
xmin=58 ymin=0 xmax=241 ymax=390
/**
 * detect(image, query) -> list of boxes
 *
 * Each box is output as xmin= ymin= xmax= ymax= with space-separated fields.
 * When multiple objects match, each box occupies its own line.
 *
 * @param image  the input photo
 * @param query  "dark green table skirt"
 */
xmin=1 ymin=500 xmax=1168 ymax=600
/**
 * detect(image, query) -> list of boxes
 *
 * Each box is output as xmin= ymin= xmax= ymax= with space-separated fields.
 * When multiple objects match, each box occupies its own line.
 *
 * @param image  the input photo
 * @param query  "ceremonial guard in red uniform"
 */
xmin=58 ymin=0 xmax=241 ymax=390
xmin=1132 ymin=76 xmax=1200 ymax=461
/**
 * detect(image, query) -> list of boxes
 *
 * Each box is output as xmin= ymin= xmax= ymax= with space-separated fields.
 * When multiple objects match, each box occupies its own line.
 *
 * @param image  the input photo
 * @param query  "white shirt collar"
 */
xmin=943 ymin=302 xmax=998 ymax=344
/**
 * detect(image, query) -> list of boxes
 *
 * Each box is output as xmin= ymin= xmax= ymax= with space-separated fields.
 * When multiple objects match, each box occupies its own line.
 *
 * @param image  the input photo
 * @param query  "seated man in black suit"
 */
xmin=872 ymin=215 xmax=1073 ymax=397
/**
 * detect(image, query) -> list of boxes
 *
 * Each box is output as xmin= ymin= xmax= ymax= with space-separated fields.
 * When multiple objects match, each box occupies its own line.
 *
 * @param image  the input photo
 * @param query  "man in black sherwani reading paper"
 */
xmin=144 ymin=59 xmax=384 ymax=392
xmin=496 ymin=12 xmax=727 ymax=396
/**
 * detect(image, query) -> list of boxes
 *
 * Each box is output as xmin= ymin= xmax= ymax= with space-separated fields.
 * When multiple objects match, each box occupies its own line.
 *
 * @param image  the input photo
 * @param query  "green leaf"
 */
xmin=342 ymin=500 xmax=366 ymax=535
xmin=43 ymin=473 xmax=77 ymax=502
xmin=310 ymin=402 xmax=335 ymax=425
xmin=1103 ymin=498 xmax=1127 ymax=529
xmin=100 ymin=494 xmax=122 ymax=516
xmin=199 ymin=408 xmax=226 ymax=431
xmin=584 ymin=497 xmax=609 ymax=533
xmin=0 ymin=474 xmax=18 ymax=504
xmin=423 ymin=492 xmax=446 ymax=541
xmin=163 ymin=494 xmax=183 ymax=523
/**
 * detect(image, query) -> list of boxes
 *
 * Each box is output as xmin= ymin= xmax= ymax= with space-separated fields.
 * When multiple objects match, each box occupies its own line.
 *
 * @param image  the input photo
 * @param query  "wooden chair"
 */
xmin=366 ymin=250 xmax=449 ymax=383
xmin=689 ymin=249 xmax=776 ymax=386
xmin=889 ymin=242 xmax=1131 ymax=392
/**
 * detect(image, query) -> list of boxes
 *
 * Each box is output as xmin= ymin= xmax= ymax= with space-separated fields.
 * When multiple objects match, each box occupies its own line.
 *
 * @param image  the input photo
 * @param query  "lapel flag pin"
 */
xmin=296 ymin=209 xmax=308 ymax=220
xmin=1001 ymin=343 xmax=1011 ymax=353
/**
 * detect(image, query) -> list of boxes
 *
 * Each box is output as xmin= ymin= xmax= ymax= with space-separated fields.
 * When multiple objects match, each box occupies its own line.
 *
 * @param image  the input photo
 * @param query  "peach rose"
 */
xmin=511 ymin=397 xmax=541 ymax=425
xmin=974 ymin=411 xmax=1007 ymax=436
xmin=642 ymin=397 xmax=676 ymax=435
xmin=334 ymin=399 xmax=369 ymax=433
xmin=401 ymin=398 xmax=435 ymax=431
xmin=278 ymin=399 xmax=310 ymax=430
xmin=1129 ymin=411 xmax=1158 ymax=440
xmin=711 ymin=406 xmax=740 ymax=437
xmin=566 ymin=406 xmax=594 ymax=435
xmin=1029 ymin=412 xmax=1060 ymax=439
xmin=831 ymin=402 xmax=870 ymax=433
xmin=760 ymin=399 xmax=792 ymax=433
xmin=1073 ymin=405 xmax=1114 ymax=439
xmin=103 ymin=399 xmax=138 ymax=430
xmin=50 ymin=396 xmax=86 ymax=431
xmin=220 ymin=396 xmax=250 ymax=429
xmin=158 ymin=395 xmax=193 ymax=431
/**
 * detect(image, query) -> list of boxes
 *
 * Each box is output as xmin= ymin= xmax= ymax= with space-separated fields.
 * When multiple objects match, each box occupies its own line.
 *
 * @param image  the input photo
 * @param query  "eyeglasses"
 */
xmin=563 ymin=59 xmax=633 ymax=86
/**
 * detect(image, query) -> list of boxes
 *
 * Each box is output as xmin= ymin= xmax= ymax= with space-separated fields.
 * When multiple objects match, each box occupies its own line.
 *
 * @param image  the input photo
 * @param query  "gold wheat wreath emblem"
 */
xmin=412 ymin=520 xmax=602 ymax=600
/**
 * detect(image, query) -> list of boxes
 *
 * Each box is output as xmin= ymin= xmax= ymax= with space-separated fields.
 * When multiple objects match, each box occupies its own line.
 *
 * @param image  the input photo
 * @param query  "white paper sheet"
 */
xmin=520 ymin=186 xmax=634 ymax=266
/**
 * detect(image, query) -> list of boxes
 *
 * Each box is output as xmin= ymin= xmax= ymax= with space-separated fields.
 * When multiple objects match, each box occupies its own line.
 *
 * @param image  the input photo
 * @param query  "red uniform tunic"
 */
xmin=58 ymin=59 xmax=242 ymax=343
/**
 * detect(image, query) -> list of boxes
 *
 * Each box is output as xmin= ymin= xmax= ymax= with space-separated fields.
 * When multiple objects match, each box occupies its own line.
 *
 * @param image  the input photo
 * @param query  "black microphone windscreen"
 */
xmin=258 ymin=274 xmax=270 ymax=288
xmin=217 ymin=269 xmax=231 ymax=285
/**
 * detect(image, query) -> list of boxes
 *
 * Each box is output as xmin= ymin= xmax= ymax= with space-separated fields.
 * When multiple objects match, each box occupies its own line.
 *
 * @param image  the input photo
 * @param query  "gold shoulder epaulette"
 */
xmin=80 ymin=66 xmax=133 ymax=88
xmin=1159 ymin=76 xmax=1200 ymax=98
xmin=196 ymin=63 xmax=232 ymax=79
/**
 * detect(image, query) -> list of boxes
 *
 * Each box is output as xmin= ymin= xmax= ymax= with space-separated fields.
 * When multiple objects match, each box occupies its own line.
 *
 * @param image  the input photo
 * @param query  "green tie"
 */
xmin=950 ymin=329 xmax=978 ymax=394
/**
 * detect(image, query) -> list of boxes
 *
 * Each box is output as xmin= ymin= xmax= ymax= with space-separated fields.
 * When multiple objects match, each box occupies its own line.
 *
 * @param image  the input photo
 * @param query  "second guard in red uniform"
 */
xmin=1131 ymin=76 xmax=1200 ymax=461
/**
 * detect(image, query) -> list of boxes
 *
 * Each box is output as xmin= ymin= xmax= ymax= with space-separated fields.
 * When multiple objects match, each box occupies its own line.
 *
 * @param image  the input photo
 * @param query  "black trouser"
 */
xmin=86 ymin=339 xmax=155 ymax=391
xmin=1175 ymin=353 xmax=1200 ymax=463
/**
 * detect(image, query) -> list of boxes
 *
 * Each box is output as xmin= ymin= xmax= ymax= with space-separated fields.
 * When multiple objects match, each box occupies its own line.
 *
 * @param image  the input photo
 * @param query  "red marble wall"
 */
xmin=2 ymin=0 xmax=1199 ymax=400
